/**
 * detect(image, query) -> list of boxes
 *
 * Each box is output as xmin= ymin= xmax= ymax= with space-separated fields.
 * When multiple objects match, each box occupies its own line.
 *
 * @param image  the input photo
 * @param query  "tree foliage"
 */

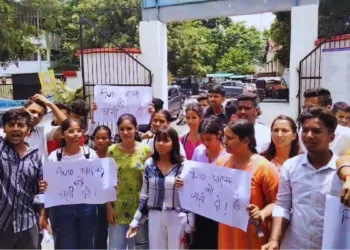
xmin=270 ymin=12 xmax=291 ymax=67
xmin=269 ymin=0 xmax=350 ymax=67
xmin=0 ymin=0 xmax=62 ymax=67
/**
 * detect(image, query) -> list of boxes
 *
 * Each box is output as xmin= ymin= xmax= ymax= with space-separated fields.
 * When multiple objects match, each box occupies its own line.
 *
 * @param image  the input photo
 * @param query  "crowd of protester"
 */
xmin=0 ymin=85 xmax=350 ymax=250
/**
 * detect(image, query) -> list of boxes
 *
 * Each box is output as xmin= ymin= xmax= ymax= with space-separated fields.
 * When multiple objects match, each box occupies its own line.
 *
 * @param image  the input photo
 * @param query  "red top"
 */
xmin=47 ymin=136 xmax=86 ymax=155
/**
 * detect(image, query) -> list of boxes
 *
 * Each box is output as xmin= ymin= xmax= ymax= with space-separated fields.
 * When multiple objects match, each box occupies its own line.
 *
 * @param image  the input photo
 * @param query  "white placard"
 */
xmin=43 ymin=158 xmax=117 ymax=208
xmin=94 ymin=85 xmax=152 ymax=123
xmin=322 ymin=194 xmax=350 ymax=249
xmin=322 ymin=48 xmax=350 ymax=104
xmin=179 ymin=161 xmax=252 ymax=232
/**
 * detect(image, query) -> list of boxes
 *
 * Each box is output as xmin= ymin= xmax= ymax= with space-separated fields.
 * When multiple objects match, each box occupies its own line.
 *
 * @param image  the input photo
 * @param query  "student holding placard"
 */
xmin=127 ymin=126 xmax=195 ymax=249
xmin=40 ymin=118 xmax=98 ymax=249
xmin=217 ymin=120 xmax=279 ymax=249
xmin=106 ymin=114 xmax=152 ymax=250
xmin=186 ymin=116 xmax=228 ymax=249
xmin=92 ymin=125 xmax=112 ymax=250
xmin=180 ymin=103 xmax=203 ymax=160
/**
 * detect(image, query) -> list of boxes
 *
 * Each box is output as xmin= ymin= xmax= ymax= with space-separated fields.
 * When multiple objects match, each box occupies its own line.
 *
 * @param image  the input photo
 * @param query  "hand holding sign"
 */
xmin=94 ymin=85 xmax=152 ymax=124
xmin=43 ymin=158 xmax=117 ymax=208
xmin=178 ymin=161 xmax=252 ymax=232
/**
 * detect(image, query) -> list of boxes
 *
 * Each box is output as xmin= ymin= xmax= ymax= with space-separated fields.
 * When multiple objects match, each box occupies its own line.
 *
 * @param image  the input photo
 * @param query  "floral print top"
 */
xmin=108 ymin=143 xmax=151 ymax=224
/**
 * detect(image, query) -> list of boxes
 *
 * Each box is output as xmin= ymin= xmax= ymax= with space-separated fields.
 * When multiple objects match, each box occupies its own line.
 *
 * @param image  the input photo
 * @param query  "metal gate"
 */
xmin=78 ymin=16 xmax=152 ymax=104
xmin=298 ymin=36 xmax=350 ymax=113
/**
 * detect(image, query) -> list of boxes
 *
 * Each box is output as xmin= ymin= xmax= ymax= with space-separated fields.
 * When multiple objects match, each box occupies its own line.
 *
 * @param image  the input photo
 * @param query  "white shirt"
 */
xmin=273 ymin=153 xmax=342 ymax=249
xmin=0 ymin=125 xmax=58 ymax=162
xmin=141 ymin=137 xmax=187 ymax=160
xmin=48 ymin=147 xmax=98 ymax=162
xmin=299 ymin=124 xmax=350 ymax=156
xmin=254 ymin=122 xmax=271 ymax=153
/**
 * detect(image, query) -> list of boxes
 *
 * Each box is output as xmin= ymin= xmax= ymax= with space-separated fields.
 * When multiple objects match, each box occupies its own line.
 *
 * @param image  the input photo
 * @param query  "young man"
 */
xmin=301 ymin=88 xmax=350 ymax=156
xmin=332 ymin=101 xmax=350 ymax=127
xmin=204 ymin=84 xmax=227 ymax=127
xmin=224 ymin=100 xmax=237 ymax=124
xmin=0 ymin=109 xmax=43 ymax=249
xmin=70 ymin=99 xmax=90 ymax=126
xmin=0 ymin=94 xmax=67 ymax=161
xmin=197 ymin=93 xmax=210 ymax=112
xmin=263 ymin=107 xmax=342 ymax=250
xmin=235 ymin=93 xmax=271 ymax=153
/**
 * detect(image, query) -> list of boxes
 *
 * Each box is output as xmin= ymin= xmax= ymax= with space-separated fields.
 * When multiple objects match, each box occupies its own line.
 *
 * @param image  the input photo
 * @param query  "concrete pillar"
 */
xmin=289 ymin=4 xmax=319 ymax=119
xmin=139 ymin=21 xmax=168 ymax=109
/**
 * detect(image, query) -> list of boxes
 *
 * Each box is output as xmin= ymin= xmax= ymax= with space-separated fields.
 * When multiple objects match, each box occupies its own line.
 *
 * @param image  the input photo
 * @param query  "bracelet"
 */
xmin=337 ymin=165 xmax=350 ymax=181
xmin=342 ymin=173 xmax=350 ymax=181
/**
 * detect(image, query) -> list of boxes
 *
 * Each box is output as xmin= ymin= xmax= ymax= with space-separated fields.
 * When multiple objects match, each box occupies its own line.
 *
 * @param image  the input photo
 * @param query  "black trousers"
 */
xmin=0 ymin=224 xmax=39 ymax=249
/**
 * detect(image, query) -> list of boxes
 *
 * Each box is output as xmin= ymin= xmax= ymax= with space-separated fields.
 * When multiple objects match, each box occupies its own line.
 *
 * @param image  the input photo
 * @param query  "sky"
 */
xmin=230 ymin=13 xmax=275 ymax=31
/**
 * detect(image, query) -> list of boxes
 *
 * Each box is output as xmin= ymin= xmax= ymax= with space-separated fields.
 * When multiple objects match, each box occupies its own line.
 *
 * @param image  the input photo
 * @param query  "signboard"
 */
xmin=322 ymin=48 xmax=350 ymax=104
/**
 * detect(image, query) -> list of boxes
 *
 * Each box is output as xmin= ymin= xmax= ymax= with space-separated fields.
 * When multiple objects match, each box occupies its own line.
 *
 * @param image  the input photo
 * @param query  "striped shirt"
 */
xmin=0 ymin=139 xmax=42 ymax=233
xmin=130 ymin=158 xmax=189 ymax=228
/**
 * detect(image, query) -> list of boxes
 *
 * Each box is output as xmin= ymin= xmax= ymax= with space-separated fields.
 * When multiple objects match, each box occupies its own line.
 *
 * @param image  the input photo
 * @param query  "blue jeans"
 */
xmin=95 ymin=204 xmax=108 ymax=249
xmin=50 ymin=204 xmax=97 ymax=249
xmin=109 ymin=223 xmax=135 ymax=250
xmin=135 ymin=222 xmax=149 ymax=249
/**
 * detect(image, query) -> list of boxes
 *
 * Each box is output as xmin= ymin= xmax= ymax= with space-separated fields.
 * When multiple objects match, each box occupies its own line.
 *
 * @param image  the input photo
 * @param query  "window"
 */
xmin=221 ymin=82 xmax=231 ymax=87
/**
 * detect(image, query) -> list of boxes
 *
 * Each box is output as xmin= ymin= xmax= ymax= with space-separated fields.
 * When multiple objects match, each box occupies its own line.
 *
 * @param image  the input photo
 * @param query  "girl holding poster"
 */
xmin=216 ymin=120 xmax=279 ymax=249
xmin=92 ymin=125 xmax=113 ymax=250
xmin=178 ymin=116 xmax=227 ymax=250
xmin=41 ymin=118 xmax=98 ymax=249
xmin=127 ymin=126 xmax=195 ymax=249
xmin=106 ymin=114 xmax=152 ymax=250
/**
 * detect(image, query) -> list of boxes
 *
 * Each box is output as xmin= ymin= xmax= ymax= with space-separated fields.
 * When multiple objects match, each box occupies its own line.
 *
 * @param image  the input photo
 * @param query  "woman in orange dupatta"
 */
xmin=216 ymin=120 xmax=279 ymax=249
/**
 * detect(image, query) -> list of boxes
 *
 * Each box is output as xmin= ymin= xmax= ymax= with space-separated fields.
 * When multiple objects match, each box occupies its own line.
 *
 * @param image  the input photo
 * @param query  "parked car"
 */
xmin=218 ymin=81 xmax=245 ymax=98
xmin=168 ymin=85 xmax=182 ymax=118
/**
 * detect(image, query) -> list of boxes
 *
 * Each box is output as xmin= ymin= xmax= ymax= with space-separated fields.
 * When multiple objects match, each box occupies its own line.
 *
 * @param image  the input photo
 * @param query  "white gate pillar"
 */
xmin=139 ymin=21 xmax=168 ymax=109
xmin=289 ymin=4 xmax=319 ymax=119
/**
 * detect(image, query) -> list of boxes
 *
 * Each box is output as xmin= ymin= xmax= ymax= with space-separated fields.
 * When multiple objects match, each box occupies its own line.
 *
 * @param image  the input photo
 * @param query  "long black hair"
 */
xmin=152 ymin=126 xmax=184 ymax=165
xmin=92 ymin=125 xmax=112 ymax=140
xmin=226 ymin=119 xmax=257 ymax=154
xmin=114 ymin=113 xmax=141 ymax=143
xmin=60 ymin=118 xmax=85 ymax=147
xmin=261 ymin=115 xmax=299 ymax=161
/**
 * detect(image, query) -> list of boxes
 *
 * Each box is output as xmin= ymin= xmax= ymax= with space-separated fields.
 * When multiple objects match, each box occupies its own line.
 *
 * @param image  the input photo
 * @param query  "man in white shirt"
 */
xmin=300 ymin=88 xmax=350 ymax=156
xmin=235 ymin=93 xmax=271 ymax=153
xmin=0 ymin=94 xmax=67 ymax=161
xmin=262 ymin=107 xmax=343 ymax=250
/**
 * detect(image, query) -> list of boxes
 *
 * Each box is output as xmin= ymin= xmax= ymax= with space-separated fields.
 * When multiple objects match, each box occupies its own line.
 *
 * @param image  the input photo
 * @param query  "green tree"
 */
xmin=168 ymin=21 xmax=217 ymax=77
xmin=0 ymin=0 xmax=62 ymax=67
xmin=270 ymin=12 xmax=291 ymax=67
xmin=217 ymin=48 xmax=256 ymax=74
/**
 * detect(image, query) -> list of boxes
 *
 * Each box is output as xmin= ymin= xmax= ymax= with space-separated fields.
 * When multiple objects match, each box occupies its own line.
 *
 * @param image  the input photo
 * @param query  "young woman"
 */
xmin=261 ymin=115 xmax=300 ymax=170
xmin=216 ymin=120 xmax=279 ymax=249
xmin=142 ymin=109 xmax=187 ymax=158
xmin=179 ymin=116 xmax=227 ymax=250
xmin=106 ymin=114 xmax=152 ymax=250
xmin=92 ymin=125 xmax=112 ymax=250
xmin=127 ymin=126 xmax=195 ymax=249
xmin=180 ymin=103 xmax=203 ymax=160
xmin=192 ymin=116 xmax=227 ymax=163
xmin=45 ymin=118 xmax=99 ymax=249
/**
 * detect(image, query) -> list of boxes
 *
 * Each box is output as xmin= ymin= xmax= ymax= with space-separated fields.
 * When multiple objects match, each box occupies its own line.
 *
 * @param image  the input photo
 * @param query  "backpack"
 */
xmin=56 ymin=146 xmax=90 ymax=161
